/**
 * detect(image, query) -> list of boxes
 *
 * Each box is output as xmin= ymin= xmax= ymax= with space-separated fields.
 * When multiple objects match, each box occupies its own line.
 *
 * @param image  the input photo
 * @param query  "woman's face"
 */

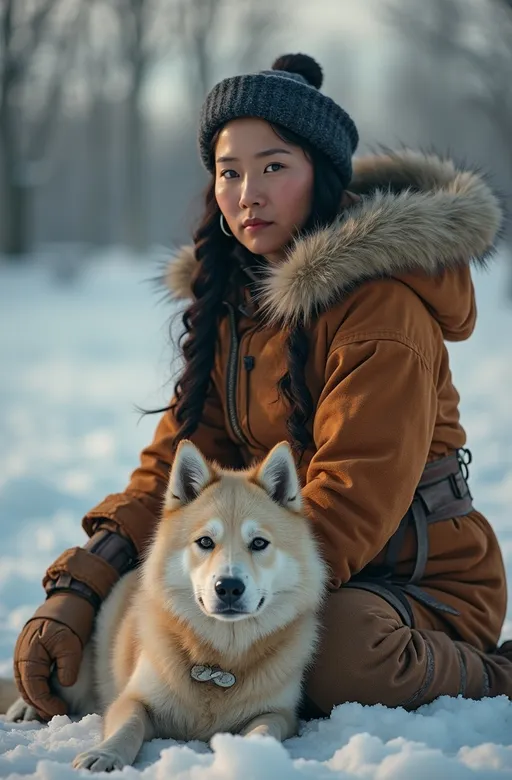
xmin=214 ymin=118 xmax=314 ymax=263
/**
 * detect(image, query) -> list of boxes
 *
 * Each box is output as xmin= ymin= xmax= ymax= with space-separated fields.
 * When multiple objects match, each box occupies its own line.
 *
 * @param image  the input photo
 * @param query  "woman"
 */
xmin=12 ymin=53 xmax=512 ymax=723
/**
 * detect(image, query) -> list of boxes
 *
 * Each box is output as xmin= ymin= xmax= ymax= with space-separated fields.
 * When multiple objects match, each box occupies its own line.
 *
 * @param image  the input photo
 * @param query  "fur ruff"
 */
xmin=165 ymin=149 xmax=503 ymax=327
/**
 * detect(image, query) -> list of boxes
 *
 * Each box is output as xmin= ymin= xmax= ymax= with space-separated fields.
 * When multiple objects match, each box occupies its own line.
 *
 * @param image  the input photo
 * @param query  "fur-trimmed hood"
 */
xmin=165 ymin=149 xmax=503 ymax=340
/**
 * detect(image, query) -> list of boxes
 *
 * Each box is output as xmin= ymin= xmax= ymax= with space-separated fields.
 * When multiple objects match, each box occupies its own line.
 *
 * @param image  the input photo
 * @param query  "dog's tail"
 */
xmin=0 ymin=678 xmax=19 ymax=714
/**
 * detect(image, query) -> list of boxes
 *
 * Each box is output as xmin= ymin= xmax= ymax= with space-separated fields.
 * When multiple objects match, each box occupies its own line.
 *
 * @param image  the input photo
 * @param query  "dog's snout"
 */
xmin=215 ymin=577 xmax=246 ymax=605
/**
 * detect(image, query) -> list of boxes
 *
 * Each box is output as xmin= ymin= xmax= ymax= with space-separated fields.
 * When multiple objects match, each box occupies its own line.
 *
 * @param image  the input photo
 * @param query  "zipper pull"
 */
xmin=243 ymin=356 xmax=255 ymax=371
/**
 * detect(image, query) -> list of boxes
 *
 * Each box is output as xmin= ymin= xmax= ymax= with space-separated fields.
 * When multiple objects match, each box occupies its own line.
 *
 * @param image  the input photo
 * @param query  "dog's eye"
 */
xmin=196 ymin=536 xmax=215 ymax=550
xmin=250 ymin=537 xmax=269 ymax=551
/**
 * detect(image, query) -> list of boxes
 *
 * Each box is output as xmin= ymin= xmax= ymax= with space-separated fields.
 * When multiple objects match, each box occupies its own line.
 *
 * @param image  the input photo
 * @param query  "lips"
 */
xmin=243 ymin=219 xmax=273 ymax=231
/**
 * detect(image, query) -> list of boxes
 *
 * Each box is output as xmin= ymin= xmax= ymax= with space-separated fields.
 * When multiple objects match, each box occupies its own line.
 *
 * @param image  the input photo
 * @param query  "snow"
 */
xmin=1 ymin=248 xmax=512 ymax=778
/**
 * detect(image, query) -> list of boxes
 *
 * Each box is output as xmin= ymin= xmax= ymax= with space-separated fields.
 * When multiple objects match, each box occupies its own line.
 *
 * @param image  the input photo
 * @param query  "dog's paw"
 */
xmin=72 ymin=748 xmax=126 ymax=773
xmin=242 ymin=723 xmax=274 ymax=739
xmin=6 ymin=698 xmax=41 ymax=723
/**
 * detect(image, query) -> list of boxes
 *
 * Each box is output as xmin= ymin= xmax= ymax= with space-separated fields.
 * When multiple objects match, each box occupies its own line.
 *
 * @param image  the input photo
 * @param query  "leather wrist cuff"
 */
xmin=82 ymin=493 xmax=160 ymax=554
xmin=83 ymin=527 xmax=138 ymax=574
xmin=43 ymin=530 xmax=137 ymax=609
xmin=45 ymin=573 xmax=103 ymax=611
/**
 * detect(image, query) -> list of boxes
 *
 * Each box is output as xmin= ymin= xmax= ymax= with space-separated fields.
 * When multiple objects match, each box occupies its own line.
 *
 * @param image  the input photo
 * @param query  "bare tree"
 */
xmin=174 ymin=0 xmax=281 ymax=110
xmin=0 ymin=0 xmax=284 ymax=255
xmin=110 ymin=0 xmax=281 ymax=252
xmin=112 ymin=0 xmax=178 ymax=253
xmin=0 ymin=0 xmax=84 ymax=257
xmin=461 ymin=1 xmax=512 ymax=167
xmin=387 ymin=0 xmax=512 ymax=156
xmin=77 ymin=1 xmax=126 ymax=247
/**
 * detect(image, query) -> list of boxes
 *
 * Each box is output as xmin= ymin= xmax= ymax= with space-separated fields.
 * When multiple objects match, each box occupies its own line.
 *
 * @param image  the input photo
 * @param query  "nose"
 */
xmin=239 ymin=178 xmax=266 ymax=210
xmin=215 ymin=577 xmax=246 ymax=605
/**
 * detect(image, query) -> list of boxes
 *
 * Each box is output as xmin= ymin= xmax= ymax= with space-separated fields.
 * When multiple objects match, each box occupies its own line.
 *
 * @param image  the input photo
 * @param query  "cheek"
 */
xmin=215 ymin=180 xmax=236 ymax=217
xmin=273 ymin=174 xmax=313 ymax=226
xmin=272 ymin=550 xmax=301 ymax=589
xmin=164 ymin=549 xmax=190 ymax=589
xmin=251 ymin=547 xmax=278 ymax=584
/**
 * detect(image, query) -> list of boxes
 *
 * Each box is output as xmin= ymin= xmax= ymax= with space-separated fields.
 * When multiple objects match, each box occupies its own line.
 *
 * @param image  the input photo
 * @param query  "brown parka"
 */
xmin=47 ymin=149 xmax=507 ymax=656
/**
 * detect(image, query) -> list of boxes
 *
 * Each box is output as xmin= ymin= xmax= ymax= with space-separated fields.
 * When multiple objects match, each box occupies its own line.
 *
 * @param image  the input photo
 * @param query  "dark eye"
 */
xmin=221 ymin=169 xmax=238 ymax=179
xmin=264 ymin=162 xmax=284 ymax=173
xmin=196 ymin=536 xmax=215 ymax=550
xmin=250 ymin=537 xmax=270 ymax=551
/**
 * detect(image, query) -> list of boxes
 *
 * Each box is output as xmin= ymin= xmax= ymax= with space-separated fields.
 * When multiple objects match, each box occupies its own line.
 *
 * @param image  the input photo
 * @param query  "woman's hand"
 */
xmin=12 ymin=592 xmax=95 ymax=720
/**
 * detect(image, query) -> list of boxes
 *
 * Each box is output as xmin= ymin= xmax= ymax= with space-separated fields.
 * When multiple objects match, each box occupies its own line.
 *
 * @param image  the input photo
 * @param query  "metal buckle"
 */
xmin=457 ymin=447 xmax=472 ymax=480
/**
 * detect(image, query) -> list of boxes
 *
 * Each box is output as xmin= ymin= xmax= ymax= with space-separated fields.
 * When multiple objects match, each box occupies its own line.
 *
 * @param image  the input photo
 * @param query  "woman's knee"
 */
xmin=304 ymin=587 xmax=419 ymax=713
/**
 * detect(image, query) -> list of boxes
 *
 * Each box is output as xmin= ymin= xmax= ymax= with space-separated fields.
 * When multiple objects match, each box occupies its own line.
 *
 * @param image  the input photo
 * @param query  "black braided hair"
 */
xmin=170 ymin=184 xmax=235 ymax=443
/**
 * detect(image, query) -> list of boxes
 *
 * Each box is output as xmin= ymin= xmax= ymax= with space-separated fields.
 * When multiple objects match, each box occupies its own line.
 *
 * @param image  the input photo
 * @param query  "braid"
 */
xmin=278 ymin=323 xmax=314 ymax=461
xmin=171 ymin=185 xmax=234 ymax=447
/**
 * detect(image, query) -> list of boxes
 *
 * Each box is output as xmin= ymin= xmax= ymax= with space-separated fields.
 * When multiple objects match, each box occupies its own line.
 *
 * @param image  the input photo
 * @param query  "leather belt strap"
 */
xmin=344 ymin=579 xmax=415 ymax=627
xmin=383 ymin=513 xmax=409 ymax=571
xmin=417 ymin=451 xmax=473 ymax=524
xmin=409 ymin=497 xmax=429 ymax=585
xmin=385 ymin=449 xmax=473 ymax=582
xmin=402 ymin=583 xmax=460 ymax=616
xmin=349 ymin=449 xmax=474 ymax=622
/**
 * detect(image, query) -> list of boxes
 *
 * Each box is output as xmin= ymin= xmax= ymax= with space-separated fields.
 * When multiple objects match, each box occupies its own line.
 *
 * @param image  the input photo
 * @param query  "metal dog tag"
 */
xmin=210 ymin=670 xmax=236 ymax=688
xmin=190 ymin=665 xmax=213 ymax=682
xmin=190 ymin=664 xmax=236 ymax=688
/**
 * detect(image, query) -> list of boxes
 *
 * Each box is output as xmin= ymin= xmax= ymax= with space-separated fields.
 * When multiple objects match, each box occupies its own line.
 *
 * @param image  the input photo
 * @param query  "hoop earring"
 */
xmin=220 ymin=213 xmax=233 ymax=238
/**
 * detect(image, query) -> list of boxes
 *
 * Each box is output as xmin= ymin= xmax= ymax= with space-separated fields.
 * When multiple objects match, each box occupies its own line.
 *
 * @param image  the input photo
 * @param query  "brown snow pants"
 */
xmin=301 ymin=586 xmax=512 ymax=717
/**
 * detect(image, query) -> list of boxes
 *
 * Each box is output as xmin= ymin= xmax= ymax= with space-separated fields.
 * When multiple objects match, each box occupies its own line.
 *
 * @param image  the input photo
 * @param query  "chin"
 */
xmin=239 ymin=234 xmax=285 ymax=258
xmin=197 ymin=596 xmax=266 ymax=621
xmin=199 ymin=602 xmax=254 ymax=622
xmin=211 ymin=611 xmax=252 ymax=622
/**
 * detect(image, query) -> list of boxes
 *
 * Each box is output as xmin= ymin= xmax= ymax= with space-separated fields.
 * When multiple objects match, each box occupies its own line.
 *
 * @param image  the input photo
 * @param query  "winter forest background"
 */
xmin=2 ymin=0 xmax=512 ymax=266
xmin=2 ymin=1 xmax=512 ymax=778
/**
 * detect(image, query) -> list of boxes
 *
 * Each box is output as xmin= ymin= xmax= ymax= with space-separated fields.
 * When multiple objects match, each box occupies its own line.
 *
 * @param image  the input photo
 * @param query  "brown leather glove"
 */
xmin=13 ymin=592 xmax=95 ymax=721
xmin=14 ymin=529 xmax=137 ymax=721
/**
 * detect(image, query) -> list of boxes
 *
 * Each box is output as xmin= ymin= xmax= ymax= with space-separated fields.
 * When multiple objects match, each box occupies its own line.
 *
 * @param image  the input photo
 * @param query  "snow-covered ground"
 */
xmin=1 ymin=248 xmax=512 ymax=778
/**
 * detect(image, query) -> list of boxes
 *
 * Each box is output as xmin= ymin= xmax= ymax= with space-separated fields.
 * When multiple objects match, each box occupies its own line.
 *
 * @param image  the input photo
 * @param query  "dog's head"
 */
xmin=147 ymin=440 xmax=327 ymax=637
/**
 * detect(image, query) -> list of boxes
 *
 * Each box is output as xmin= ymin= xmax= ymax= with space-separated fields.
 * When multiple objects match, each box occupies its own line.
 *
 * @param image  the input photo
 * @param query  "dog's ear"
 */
xmin=166 ymin=440 xmax=213 ymax=507
xmin=255 ymin=442 xmax=302 ymax=511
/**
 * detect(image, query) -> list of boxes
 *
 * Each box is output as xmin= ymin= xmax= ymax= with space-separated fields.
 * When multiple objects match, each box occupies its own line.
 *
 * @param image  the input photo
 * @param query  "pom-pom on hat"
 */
xmin=198 ymin=53 xmax=359 ymax=188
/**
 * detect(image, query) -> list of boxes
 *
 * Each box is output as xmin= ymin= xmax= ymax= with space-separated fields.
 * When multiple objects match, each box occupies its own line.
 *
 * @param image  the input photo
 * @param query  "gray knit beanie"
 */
xmin=199 ymin=53 xmax=359 ymax=188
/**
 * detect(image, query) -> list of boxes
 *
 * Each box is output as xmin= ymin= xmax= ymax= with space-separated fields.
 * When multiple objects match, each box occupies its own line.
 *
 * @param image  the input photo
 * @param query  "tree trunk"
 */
xmin=85 ymin=95 xmax=111 ymax=246
xmin=3 ymin=181 xmax=31 ymax=256
xmin=0 ymin=111 xmax=32 ymax=257
xmin=122 ymin=75 xmax=147 ymax=253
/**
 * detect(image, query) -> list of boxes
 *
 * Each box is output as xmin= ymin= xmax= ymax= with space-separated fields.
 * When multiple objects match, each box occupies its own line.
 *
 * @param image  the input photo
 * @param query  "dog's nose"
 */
xmin=214 ymin=577 xmax=246 ymax=605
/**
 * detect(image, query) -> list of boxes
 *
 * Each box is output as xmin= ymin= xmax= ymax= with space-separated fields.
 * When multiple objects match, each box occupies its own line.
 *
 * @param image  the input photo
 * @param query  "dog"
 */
xmin=2 ymin=440 xmax=327 ymax=771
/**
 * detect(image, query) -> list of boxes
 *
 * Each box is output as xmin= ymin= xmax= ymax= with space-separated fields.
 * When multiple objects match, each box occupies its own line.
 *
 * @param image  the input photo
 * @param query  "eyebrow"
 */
xmin=216 ymin=147 xmax=292 ymax=164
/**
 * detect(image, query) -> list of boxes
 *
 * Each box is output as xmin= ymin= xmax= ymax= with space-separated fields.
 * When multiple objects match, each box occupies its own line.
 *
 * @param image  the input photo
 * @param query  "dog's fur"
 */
xmin=2 ymin=441 xmax=327 ymax=771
